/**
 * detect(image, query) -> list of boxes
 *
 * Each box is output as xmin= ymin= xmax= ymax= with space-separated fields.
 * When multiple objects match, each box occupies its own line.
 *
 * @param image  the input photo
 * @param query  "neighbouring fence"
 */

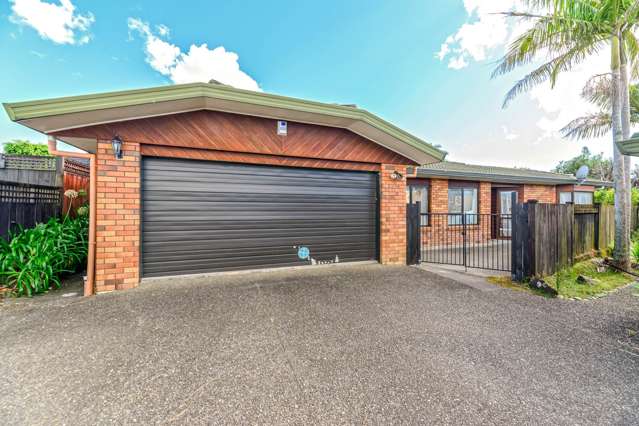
xmin=62 ymin=159 xmax=90 ymax=216
xmin=0 ymin=155 xmax=90 ymax=239
xmin=512 ymin=200 xmax=639 ymax=280
xmin=0 ymin=183 xmax=61 ymax=239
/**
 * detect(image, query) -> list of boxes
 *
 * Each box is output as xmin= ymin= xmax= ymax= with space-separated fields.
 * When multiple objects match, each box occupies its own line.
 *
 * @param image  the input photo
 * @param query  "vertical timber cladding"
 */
xmin=141 ymin=157 xmax=379 ymax=277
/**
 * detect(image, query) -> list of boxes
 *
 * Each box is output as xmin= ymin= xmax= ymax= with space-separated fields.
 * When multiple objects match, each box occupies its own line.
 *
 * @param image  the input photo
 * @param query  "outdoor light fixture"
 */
xmin=390 ymin=170 xmax=404 ymax=180
xmin=111 ymin=135 xmax=123 ymax=159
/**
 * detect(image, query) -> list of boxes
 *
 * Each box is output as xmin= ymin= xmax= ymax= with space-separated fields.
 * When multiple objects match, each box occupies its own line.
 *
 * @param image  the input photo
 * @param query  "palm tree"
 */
xmin=492 ymin=0 xmax=639 ymax=269
xmin=561 ymin=75 xmax=639 ymax=139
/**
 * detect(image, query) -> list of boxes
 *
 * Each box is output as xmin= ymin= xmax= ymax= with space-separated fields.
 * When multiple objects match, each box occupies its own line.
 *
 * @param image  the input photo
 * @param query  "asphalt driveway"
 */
xmin=1 ymin=264 xmax=639 ymax=424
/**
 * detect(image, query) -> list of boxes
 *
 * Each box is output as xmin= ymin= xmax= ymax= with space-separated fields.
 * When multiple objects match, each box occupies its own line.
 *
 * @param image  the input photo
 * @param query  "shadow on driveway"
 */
xmin=1 ymin=264 xmax=638 ymax=424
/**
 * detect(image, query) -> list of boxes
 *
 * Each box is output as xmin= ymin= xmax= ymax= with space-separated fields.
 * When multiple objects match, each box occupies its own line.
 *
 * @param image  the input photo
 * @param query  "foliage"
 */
xmin=631 ymin=239 xmax=639 ymax=264
xmin=560 ymin=77 xmax=639 ymax=140
xmin=0 ymin=216 xmax=88 ymax=297
xmin=543 ymin=260 xmax=634 ymax=299
xmin=2 ymin=140 xmax=50 ymax=156
xmin=594 ymin=187 xmax=639 ymax=205
xmin=553 ymin=146 xmax=613 ymax=181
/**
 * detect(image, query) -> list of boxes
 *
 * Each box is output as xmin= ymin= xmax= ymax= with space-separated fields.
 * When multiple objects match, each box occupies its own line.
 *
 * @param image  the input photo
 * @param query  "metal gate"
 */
xmin=417 ymin=212 xmax=512 ymax=272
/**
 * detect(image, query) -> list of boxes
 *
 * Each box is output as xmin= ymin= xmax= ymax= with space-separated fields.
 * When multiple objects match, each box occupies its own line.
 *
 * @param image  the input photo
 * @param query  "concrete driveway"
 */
xmin=1 ymin=264 xmax=638 ymax=424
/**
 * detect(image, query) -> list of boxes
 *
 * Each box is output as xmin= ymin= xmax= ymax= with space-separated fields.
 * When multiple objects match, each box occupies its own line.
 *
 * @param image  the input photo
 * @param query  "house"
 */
xmin=407 ymin=161 xmax=612 ymax=244
xmin=3 ymin=82 xmax=445 ymax=294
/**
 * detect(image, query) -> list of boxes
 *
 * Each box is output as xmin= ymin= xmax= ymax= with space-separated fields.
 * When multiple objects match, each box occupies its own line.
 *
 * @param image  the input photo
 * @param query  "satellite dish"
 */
xmin=575 ymin=165 xmax=589 ymax=184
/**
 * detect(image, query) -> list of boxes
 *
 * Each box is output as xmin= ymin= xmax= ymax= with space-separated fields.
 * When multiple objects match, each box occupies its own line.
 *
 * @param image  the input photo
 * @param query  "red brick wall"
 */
xmin=380 ymin=165 xmax=407 ymax=265
xmin=523 ymin=184 xmax=556 ymax=203
xmin=95 ymin=140 xmax=140 ymax=293
xmin=410 ymin=179 xmax=494 ymax=246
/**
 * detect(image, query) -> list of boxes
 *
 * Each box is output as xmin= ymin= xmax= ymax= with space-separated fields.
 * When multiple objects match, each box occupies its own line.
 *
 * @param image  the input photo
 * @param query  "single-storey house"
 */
xmin=4 ymin=82 xmax=445 ymax=294
xmin=407 ymin=161 xmax=612 ymax=244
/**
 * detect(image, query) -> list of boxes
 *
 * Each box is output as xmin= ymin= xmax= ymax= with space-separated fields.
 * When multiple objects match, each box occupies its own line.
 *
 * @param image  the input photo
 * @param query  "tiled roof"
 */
xmin=417 ymin=161 xmax=612 ymax=187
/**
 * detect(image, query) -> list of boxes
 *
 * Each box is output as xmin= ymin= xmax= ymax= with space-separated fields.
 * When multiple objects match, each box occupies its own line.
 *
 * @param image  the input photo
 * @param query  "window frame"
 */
xmin=573 ymin=191 xmax=594 ymax=205
xmin=447 ymin=181 xmax=479 ymax=226
xmin=559 ymin=191 xmax=573 ymax=204
xmin=406 ymin=181 xmax=430 ymax=226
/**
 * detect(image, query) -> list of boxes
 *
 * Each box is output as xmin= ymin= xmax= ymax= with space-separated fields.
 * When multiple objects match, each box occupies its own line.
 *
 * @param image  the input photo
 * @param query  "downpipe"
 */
xmin=48 ymin=136 xmax=96 ymax=297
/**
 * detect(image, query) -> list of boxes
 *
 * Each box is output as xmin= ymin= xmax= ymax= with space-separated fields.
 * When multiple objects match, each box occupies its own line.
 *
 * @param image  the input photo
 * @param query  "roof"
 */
xmin=617 ymin=133 xmax=639 ymax=156
xmin=3 ymin=82 xmax=446 ymax=165
xmin=417 ymin=161 xmax=613 ymax=187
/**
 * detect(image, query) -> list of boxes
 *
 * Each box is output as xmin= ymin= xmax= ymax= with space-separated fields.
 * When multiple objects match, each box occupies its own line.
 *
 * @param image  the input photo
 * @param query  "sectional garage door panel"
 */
xmin=141 ymin=158 xmax=378 ymax=277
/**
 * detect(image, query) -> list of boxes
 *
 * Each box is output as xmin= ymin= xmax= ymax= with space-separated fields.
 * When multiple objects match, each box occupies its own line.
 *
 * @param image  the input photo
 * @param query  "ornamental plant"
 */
xmin=0 ymin=216 xmax=88 ymax=297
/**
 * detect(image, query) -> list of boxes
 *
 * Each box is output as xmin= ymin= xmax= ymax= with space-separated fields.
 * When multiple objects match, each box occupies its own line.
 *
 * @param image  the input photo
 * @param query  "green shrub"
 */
xmin=2 ymin=140 xmax=51 ymax=156
xmin=595 ymin=187 xmax=639 ymax=205
xmin=632 ymin=240 xmax=639 ymax=264
xmin=0 ymin=216 xmax=88 ymax=296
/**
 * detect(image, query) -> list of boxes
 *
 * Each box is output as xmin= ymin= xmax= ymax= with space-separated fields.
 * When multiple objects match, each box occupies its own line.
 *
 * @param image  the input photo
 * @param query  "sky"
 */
xmin=0 ymin=0 xmax=629 ymax=171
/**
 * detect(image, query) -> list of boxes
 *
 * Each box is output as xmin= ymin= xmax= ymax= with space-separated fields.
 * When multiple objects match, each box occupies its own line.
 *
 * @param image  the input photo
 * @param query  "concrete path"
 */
xmin=1 ymin=264 xmax=638 ymax=424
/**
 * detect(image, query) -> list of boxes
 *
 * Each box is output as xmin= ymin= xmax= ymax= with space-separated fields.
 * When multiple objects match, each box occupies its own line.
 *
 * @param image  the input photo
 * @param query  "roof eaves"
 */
xmin=3 ymin=82 xmax=446 ymax=162
xmin=416 ymin=169 xmax=612 ymax=187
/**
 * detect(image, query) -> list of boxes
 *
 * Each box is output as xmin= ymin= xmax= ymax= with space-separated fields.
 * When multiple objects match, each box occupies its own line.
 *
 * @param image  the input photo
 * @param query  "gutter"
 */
xmin=415 ymin=170 xmax=613 ymax=188
xmin=48 ymin=136 xmax=96 ymax=297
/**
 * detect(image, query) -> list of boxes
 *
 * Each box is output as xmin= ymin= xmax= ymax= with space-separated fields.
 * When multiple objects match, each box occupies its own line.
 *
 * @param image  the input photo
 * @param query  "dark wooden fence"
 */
xmin=0 ymin=183 xmax=61 ymax=239
xmin=512 ymin=200 xmax=638 ymax=281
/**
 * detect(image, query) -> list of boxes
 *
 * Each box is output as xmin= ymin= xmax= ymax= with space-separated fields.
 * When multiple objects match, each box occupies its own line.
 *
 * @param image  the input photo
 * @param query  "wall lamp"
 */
xmin=111 ymin=135 xmax=123 ymax=159
xmin=390 ymin=170 xmax=404 ymax=180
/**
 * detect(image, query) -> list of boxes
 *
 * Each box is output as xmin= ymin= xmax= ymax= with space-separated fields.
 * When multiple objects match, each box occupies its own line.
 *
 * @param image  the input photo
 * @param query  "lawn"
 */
xmin=488 ymin=259 xmax=637 ymax=299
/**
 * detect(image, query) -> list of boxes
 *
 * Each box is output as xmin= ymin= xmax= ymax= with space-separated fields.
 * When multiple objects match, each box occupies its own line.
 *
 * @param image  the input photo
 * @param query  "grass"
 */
xmin=486 ymin=276 xmax=553 ymax=298
xmin=488 ymin=259 xmax=637 ymax=299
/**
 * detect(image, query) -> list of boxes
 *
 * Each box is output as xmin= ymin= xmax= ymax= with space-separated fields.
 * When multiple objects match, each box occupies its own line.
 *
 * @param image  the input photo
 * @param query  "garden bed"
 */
xmin=488 ymin=258 xmax=638 ymax=299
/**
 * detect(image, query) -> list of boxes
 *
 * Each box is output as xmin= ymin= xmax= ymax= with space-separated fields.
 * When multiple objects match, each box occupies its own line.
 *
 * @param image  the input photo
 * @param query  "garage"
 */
xmin=6 ymin=81 xmax=445 ymax=293
xmin=141 ymin=157 xmax=378 ymax=277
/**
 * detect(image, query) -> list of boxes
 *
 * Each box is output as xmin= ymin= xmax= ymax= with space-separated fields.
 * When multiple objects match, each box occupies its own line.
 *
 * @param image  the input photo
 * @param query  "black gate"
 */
xmin=409 ymin=209 xmax=512 ymax=272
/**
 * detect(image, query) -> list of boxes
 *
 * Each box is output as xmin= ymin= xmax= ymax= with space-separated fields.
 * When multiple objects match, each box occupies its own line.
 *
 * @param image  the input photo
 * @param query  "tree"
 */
xmin=2 ymin=140 xmax=50 ymax=156
xmin=553 ymin=146 xmax=613 ymax=181
xmin=561 ymin=76 xmax=639 ymax=140
xmin=492 ymin=0 xmax=639 ymax=269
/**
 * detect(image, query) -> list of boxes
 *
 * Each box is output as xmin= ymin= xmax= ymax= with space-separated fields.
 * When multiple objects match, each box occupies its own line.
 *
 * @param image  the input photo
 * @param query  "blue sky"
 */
xmin=0 ymin=0 xmax=619 ymax=170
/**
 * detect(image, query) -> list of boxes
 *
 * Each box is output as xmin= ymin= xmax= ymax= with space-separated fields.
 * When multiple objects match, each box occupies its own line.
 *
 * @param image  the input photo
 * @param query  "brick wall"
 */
xmin=95 ymin=140 xmax=141 ymax=293
xmin=380 ymin=165 xmax=407 ymax=265
xmin=412 ymin=179 xmax=494 ymax=246
xmin=523 ymin=184 xmax=556 ymax=203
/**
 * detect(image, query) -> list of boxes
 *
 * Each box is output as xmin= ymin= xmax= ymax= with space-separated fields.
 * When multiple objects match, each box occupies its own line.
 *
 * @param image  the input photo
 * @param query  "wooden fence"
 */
xmin=512 ymin=201 xmax=639 ymax=280
xmin=0 ymin=183 xmax=61 ymax=239
xmin=0 ymin=156 xmax=90 ymax=239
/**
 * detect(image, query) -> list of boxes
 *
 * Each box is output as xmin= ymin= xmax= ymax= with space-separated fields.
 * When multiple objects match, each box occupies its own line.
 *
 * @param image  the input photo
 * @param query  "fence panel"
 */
xmin=597 ymin=205 xmax=615 ymax=252
xmin=530 ymin=203 xmax=573 ymax=277
xmin=0 ymin=183 xmax=61 ymax=239
xmin=573 ymin=206 xmax=598 ymax=258
xmin=62 ymin=172 xmax=89 ymax=216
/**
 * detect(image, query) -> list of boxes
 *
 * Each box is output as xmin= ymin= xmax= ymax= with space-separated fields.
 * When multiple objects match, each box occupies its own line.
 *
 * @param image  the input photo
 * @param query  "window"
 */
xmin=559 ymin=192 xmax=573 ymax=204
xmin=559 ymin=191 xmax=594 ymax=205
xmin=406 ymin=185 xmax=429 ymax=213
xmin=448 ymin=186 xmax=478 ymax=225
xmin=573 ymin=191 xmax=594 ymax=205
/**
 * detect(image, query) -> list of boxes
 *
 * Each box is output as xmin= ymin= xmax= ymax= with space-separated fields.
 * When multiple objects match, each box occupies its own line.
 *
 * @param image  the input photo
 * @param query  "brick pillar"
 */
xmin=380 ymin=164 xmax=407 ymax=265
xmin=95 ymin=140 xmax=140 ymax=293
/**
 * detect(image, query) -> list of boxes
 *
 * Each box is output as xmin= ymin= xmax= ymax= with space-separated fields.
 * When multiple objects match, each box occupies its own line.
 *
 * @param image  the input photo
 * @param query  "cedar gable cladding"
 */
xmin=54 ymin=110 xmax=416 ymax=166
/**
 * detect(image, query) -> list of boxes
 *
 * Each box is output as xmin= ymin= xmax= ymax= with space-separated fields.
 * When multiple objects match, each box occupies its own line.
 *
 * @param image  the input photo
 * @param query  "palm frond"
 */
xmin=501 ymin=40 xmax=606 ymax=107
xmin=560 ymin=113 xmax=612 ymax=140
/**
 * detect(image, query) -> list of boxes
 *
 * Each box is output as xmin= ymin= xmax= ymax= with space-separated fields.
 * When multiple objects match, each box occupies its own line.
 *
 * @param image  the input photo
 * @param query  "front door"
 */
xmin=499 ymin=190 xmax=516 ymax=237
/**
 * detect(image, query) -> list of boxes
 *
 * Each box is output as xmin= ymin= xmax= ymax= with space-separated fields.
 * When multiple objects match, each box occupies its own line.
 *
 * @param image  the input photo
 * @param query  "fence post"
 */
xmin=511 ymin=194 xmax=532 ymax=281
xmin=406 ymin=203 xmax=420 ymax=265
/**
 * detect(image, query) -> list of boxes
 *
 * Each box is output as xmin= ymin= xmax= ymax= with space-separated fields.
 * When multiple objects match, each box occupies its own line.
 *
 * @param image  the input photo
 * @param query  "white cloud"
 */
xmin=438 ymin=0 xmax=520 ymax=69
xmin=10 ymin=0 xmax=94 ymax=45
xmin=501 ymin=125 xmax=519 ymax=141
xmin=127 ymin=18 xmax=260 ymax=91
xmin=448 ymin=56 xmax=468 ymax=70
